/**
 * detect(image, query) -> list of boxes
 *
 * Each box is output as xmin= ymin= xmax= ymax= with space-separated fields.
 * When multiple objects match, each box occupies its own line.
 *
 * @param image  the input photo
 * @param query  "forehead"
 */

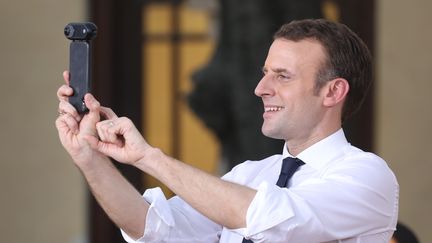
xmin=265 ymin=38 xmax=326 ymax=73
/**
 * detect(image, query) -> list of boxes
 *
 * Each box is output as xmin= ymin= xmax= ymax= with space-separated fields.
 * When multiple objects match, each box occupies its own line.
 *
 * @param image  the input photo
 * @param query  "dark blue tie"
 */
xmin=242 ymin=157 xmax=305 ymax=242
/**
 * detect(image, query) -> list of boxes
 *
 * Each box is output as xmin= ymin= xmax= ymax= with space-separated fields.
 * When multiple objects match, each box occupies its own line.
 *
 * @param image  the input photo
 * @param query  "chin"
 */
xmin=261 ymin=127 xmax=284 ymax=140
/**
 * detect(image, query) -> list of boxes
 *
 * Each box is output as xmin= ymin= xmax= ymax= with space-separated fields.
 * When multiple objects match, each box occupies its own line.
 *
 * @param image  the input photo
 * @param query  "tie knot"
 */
xmin=281 ymin=157 xmax=304 ymax=175
xmin=275 ymin=157 xmax=305 ymax=187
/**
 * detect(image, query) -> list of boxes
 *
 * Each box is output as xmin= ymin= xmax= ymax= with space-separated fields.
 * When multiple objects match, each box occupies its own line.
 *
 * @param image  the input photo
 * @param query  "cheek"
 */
xmin=278 ymin=84 xmax=321 ymax=110
xmin=287 ymin=93 xmax=323 ymax=120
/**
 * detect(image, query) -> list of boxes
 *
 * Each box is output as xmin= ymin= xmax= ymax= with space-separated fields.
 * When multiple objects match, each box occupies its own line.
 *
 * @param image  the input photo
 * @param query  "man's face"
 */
xmin=255 ymin=38 xmax=327 ymax=141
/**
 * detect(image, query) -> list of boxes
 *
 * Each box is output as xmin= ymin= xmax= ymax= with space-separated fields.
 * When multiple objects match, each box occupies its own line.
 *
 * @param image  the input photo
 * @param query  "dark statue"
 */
xmin=188 ymin=0 xmax=322 ymax=170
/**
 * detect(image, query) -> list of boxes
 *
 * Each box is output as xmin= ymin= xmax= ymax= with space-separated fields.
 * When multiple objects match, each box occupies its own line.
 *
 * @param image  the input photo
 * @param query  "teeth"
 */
xmin=265 ymin=106 xmax=284 ymax=112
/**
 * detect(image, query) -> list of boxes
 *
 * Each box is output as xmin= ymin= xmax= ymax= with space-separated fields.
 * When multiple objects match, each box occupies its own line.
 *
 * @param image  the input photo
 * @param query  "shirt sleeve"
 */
xmin=120 ymin=187 xmax=222 ymax=243
xmin=229 ymin=157 xmax=399 ymax=243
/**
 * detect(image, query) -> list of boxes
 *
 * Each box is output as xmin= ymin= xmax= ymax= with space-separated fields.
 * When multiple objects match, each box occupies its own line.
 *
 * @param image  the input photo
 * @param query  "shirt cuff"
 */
xmin=233 ymin=181 xmax=296 ymax=238
xmin=121 ymin=187 xmax=175 ymax=243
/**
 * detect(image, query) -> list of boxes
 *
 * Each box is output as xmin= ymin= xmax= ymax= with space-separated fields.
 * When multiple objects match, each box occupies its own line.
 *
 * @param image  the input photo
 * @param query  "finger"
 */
xmin=116 ymin=117 xmax=143 ymax=143
xmin=84 ymin=93 xmax=101 ymax=124
xmin=57 ymin=84 xmax=74 ymax=102
xmin=85 ymin=134 xmax=120 ymax=158
xmin=96 ymin=120 xmax=124 ymax=146
xmin=100 ymin=106 xmax=118 ymax=120
xmin=95 ymin=121 xmax=108 ymax=142
xmin=110 ymin=117 xmax=146 ymax=149
xmin=56 ymin=112 xmax=79 ymax=135
xmin=63 ymin=113 xmax=79 ymax=134
xmin=59 ymin=101 xmax=81 ymax=122
xmin=63 ymin=70 xmax=70 ymax=85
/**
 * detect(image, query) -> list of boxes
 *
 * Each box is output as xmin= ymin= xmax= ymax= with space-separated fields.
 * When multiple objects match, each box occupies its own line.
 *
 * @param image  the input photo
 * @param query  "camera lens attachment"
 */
xmin=64 ymin=22 xmax=97 ymax=41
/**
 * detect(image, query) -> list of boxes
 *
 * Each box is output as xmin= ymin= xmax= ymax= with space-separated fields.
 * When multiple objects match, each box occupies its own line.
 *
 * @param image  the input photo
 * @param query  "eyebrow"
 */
xmin=272 ymin=67 xmax=290 ymax=73
xmin=262 ymin=66 xmax=293 ymax=75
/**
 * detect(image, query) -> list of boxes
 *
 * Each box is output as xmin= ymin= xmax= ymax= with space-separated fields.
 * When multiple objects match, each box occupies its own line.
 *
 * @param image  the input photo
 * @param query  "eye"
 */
xmin=277 ymin=74 xmax=289 ymax=80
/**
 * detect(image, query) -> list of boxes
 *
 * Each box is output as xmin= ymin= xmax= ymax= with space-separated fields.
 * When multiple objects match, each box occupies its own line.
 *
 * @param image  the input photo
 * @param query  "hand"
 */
xmin=86 ymin=116 xmax=152 ymax=166
xmin=55 ymin=71 xmax=117 ymax=166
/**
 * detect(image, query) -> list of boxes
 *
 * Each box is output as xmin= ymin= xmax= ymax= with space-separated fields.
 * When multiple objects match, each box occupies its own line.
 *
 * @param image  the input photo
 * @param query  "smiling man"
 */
xmin=56 ymin=19 xmax=399 ymax=243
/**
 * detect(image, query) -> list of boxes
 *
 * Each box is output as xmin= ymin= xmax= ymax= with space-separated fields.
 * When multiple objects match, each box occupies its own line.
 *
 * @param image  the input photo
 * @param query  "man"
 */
xmin=390 ymin=222 xmax=419 ymax=243
xmin=56 ymin=19 xmax=398 ymax=242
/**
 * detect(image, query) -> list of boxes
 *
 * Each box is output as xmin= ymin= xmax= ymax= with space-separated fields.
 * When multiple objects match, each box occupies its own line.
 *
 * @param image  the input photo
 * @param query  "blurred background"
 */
xmin=0 ymin=0 xmax=430 ymax=242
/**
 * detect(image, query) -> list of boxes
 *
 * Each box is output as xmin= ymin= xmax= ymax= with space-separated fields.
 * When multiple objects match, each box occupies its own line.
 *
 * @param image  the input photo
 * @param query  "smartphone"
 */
xmin=64 ymin=22 xmax=97 ymax=113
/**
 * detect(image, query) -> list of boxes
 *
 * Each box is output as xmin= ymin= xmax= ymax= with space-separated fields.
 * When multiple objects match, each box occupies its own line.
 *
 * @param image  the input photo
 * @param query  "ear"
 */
xmin=322 ymin=78 xmax=349 ymax=107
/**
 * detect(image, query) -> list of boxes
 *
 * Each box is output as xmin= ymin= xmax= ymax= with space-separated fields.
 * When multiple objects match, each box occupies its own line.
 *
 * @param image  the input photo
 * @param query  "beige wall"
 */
xmin=0 ymin=0 xmax=87 ymax=242
xmin=1 ymin=0 xmax=431 ymax=242
xmin=376 ymin=0 xmax=432 ymax=242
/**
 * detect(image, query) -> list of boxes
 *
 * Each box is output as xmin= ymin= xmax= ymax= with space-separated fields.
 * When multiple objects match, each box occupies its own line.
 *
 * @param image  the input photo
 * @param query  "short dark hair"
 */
xmin=392 ymin=222 xmax=419 ymax=243
xmin=274 ymin=19 xmax=372 ymax=121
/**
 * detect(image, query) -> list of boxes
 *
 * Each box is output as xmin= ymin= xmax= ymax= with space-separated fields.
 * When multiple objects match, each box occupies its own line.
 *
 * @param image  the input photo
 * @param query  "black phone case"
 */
xmin=69 ymin=41 xmax=92 ymax=113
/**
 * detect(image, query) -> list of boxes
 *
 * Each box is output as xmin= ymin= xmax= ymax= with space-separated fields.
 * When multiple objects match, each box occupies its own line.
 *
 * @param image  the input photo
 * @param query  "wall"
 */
xmin=0 ymin=0 xmax=431 ymax=242
xmin=0 ymin=0 xmax=87 ymax=242
xmin=376 ymin=0 xmax=432 ymax=242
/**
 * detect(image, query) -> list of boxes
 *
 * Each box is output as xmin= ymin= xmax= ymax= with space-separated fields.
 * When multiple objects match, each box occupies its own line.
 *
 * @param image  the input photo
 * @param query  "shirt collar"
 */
xmin=282 ymin=129 xmax=350 ymax=170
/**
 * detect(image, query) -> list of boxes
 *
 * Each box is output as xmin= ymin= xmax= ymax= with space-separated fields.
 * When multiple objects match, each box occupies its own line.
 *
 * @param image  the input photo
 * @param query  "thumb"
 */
xmin=84 ymin=134 xmax=119 ymax=159
xmin=84 ymin=93 xmax=101 ymax=125
xmin=83 ymin=134 xmax=99 ymax=150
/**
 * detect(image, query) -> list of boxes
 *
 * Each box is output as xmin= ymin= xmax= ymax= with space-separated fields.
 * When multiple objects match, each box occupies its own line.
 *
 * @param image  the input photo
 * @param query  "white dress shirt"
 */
xmin=122 ymin=129 xmax=399 ymax=242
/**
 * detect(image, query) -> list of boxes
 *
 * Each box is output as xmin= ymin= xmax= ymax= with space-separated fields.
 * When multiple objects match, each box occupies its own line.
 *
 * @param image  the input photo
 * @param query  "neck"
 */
xmin=285 ymin=124 xmax=341 ymax=157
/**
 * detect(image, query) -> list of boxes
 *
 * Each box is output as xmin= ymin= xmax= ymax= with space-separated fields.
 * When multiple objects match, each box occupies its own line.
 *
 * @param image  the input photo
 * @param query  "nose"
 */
xmin=255 ymin=75 xmax=273 ymax=98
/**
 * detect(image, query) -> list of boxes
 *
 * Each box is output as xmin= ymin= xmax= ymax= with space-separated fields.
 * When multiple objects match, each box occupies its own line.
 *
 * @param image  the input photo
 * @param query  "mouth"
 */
xmin=264 ymin=106 xmax=284 ymax=112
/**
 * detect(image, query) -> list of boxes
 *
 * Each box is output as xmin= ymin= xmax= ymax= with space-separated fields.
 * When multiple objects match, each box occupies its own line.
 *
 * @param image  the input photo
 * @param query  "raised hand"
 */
xmin=55 ymin=71 xmax=117 ymax=166
xmin=85 ymin=116 xmax=153 ymax=167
